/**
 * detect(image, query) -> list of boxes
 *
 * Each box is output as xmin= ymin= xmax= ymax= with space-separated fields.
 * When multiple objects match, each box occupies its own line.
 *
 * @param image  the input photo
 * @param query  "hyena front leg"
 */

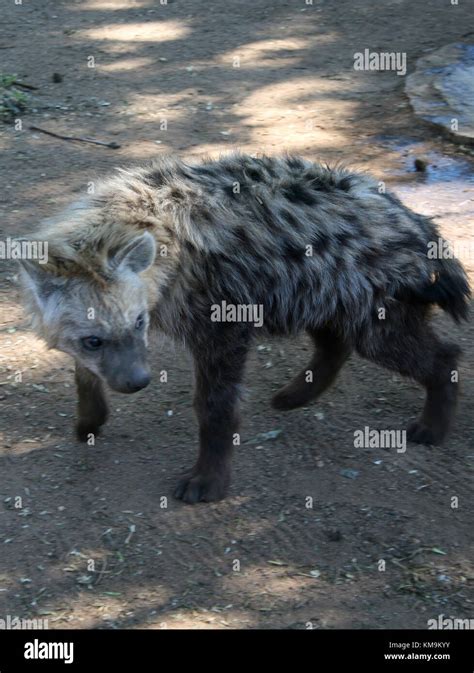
xmin=272 ymin=326 xmax=351 ymax=411
xmin=174 ymin=336 xmax=249 ymax=504
xmin=75 ymin=362 xmax=109 ymax=442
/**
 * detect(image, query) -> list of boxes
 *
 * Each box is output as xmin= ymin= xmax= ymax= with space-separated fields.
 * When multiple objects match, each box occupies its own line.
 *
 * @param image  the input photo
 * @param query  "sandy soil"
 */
xmin=0 ymin=0 xmax=473 ymax=629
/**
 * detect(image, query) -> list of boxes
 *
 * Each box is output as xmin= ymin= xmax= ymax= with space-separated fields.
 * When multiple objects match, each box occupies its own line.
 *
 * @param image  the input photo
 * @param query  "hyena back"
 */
xmin=20 ymin=153 xmax=471 ymax=503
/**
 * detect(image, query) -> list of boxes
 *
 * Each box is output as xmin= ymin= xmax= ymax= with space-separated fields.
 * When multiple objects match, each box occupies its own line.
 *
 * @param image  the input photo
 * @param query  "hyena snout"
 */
xmin=103 ymin=341 xmax=151 ymax=394
xmin=108 ymin=363 xmax=151 ymax=394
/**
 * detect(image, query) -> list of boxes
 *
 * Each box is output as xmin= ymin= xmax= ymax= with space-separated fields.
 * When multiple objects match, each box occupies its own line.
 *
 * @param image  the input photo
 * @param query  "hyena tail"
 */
xmin=406 ymin=256 xmax=471 ymax=323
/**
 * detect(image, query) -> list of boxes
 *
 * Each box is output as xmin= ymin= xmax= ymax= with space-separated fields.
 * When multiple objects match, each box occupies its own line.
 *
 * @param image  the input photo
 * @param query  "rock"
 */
xmin=405 ymin=43 xmax=474 ymax=145
xmin=414 ymin=157 xmax=428 ymax=172
xmin=257 ymin=429 xmax=282 ymax=441
xmin=340 ymin=468 xmax=359 ymax=480
xmin=325 ymin=528 xmax=342 ymax=542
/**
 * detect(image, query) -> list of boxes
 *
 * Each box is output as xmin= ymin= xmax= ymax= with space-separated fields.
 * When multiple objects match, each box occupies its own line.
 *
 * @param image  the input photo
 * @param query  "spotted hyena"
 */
xmin=19 ymin=153 xmax=470 ymax=503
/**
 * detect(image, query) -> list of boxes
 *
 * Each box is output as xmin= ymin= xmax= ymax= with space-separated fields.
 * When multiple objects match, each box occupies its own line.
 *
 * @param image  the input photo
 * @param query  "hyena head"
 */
xmin=19 ymin=231 xmax=157 ymax=394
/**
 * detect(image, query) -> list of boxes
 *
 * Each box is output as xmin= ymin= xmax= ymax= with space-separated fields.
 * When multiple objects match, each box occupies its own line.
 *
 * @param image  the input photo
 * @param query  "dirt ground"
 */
xmin=0 ymin=0 xmax=473 ymax=629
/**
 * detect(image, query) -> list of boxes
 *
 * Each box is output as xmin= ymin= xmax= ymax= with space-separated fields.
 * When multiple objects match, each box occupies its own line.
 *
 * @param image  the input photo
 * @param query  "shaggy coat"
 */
xmin=20 ymin=153 xmax=471 ymax=503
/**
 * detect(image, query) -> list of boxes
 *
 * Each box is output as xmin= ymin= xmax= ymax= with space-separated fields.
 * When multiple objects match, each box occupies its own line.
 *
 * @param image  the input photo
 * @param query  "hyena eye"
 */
xmin=81 ymin=336 xmax=103 ymax=351
xmin=135 ymin=314 xmax=145 ymax=330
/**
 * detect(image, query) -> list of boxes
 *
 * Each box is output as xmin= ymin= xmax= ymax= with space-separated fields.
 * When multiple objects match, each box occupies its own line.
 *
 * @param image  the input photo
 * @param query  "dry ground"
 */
xmin=0 ymin=0 xmax=473 ymax=629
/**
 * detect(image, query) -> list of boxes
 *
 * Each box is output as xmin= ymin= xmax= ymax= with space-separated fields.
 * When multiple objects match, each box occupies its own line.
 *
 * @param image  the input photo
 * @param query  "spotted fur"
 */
xmin=20 ymin=152 xmax=471 ymax=503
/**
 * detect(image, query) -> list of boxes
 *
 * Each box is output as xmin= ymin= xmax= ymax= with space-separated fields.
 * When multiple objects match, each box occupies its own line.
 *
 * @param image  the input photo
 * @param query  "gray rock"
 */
xmin=405 ymin=43 xmax=474 ymax=145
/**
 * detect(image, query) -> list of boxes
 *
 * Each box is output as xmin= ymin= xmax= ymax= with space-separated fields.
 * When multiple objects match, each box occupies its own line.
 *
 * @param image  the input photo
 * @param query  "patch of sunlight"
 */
xmin=121 ymin=141 xmax=243 ymax=161
xmin=119 ymin=90 xmax=189 ymax=119
xmin=79 ymin=21 xmax=190 ymax=44
xmin=217 ymin=36 xmax=316 ymax=68
xmin=240 ymin=77 xmax=354 ymax=151
xmin=141 ymin=608 xmax=256 ymax=629
xmin=50 ymin=585 xmax=172 ymax=629
xmin=221 ymin=568 xmax=314 ymax=596
xmin=0 ymin=329 xmax=48 ymax=358
xmin=2 ymin=437 xmax=45 ymax=456
xmin=101 ymin=56 xmax=156 ymax=72
xmin=79 ymin=0 xmax=155 ymax=9
xmin=393 ymin=181 xmax=474 ymax=278
xmin=0 ymin=328 xmax=73 ymax=394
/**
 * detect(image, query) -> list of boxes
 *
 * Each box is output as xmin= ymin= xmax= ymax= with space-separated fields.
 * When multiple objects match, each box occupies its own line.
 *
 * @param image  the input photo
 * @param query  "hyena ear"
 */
xmin=18 ymin=259 xmax=66 ymax=310
xmin=112 ymin=232 xmax=156 ymax=274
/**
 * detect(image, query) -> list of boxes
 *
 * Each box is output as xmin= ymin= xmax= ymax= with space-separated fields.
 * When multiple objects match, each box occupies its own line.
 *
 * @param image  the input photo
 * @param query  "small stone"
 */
xmin=340 ymin=468 xmax=359 ymax=480
xmin=414 ymin=158 xmax=428 ymax=172
xmin=437 ymin=574 xmax=451 ymax=583
xmin=257 ymin=429 xmax=282 ymax=441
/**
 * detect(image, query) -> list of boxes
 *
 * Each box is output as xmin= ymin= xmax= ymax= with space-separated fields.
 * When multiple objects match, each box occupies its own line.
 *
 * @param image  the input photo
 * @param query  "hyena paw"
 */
xmin=76 ymin=421 xmax=103 ymax=443
xmin=174 ymin=470 xmax=229 ymax=504
xmin=407 ymin=421 xmax=445 ymax=446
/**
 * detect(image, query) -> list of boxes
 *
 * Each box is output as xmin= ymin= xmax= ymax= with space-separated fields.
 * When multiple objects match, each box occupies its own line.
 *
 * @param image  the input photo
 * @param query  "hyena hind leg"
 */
xmin=75 ymin=362 xmax=109 ymax=442
xmin=272 ymin=326 xmax=351 ymax=411
xmin=356 ymin=318 xmax=460 ymax=446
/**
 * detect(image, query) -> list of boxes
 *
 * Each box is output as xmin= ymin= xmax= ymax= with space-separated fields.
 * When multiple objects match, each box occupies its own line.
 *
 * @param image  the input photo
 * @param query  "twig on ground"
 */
xmin=15 ymin=81 xmax=39 ymax=91
xmin=29 ymin=125 xmax=121 ymax=149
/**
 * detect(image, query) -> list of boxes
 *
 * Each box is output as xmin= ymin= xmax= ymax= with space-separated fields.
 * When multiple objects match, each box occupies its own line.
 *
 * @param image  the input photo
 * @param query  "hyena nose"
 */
xmin=125 ymin=369 xmax=151 ymax=393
